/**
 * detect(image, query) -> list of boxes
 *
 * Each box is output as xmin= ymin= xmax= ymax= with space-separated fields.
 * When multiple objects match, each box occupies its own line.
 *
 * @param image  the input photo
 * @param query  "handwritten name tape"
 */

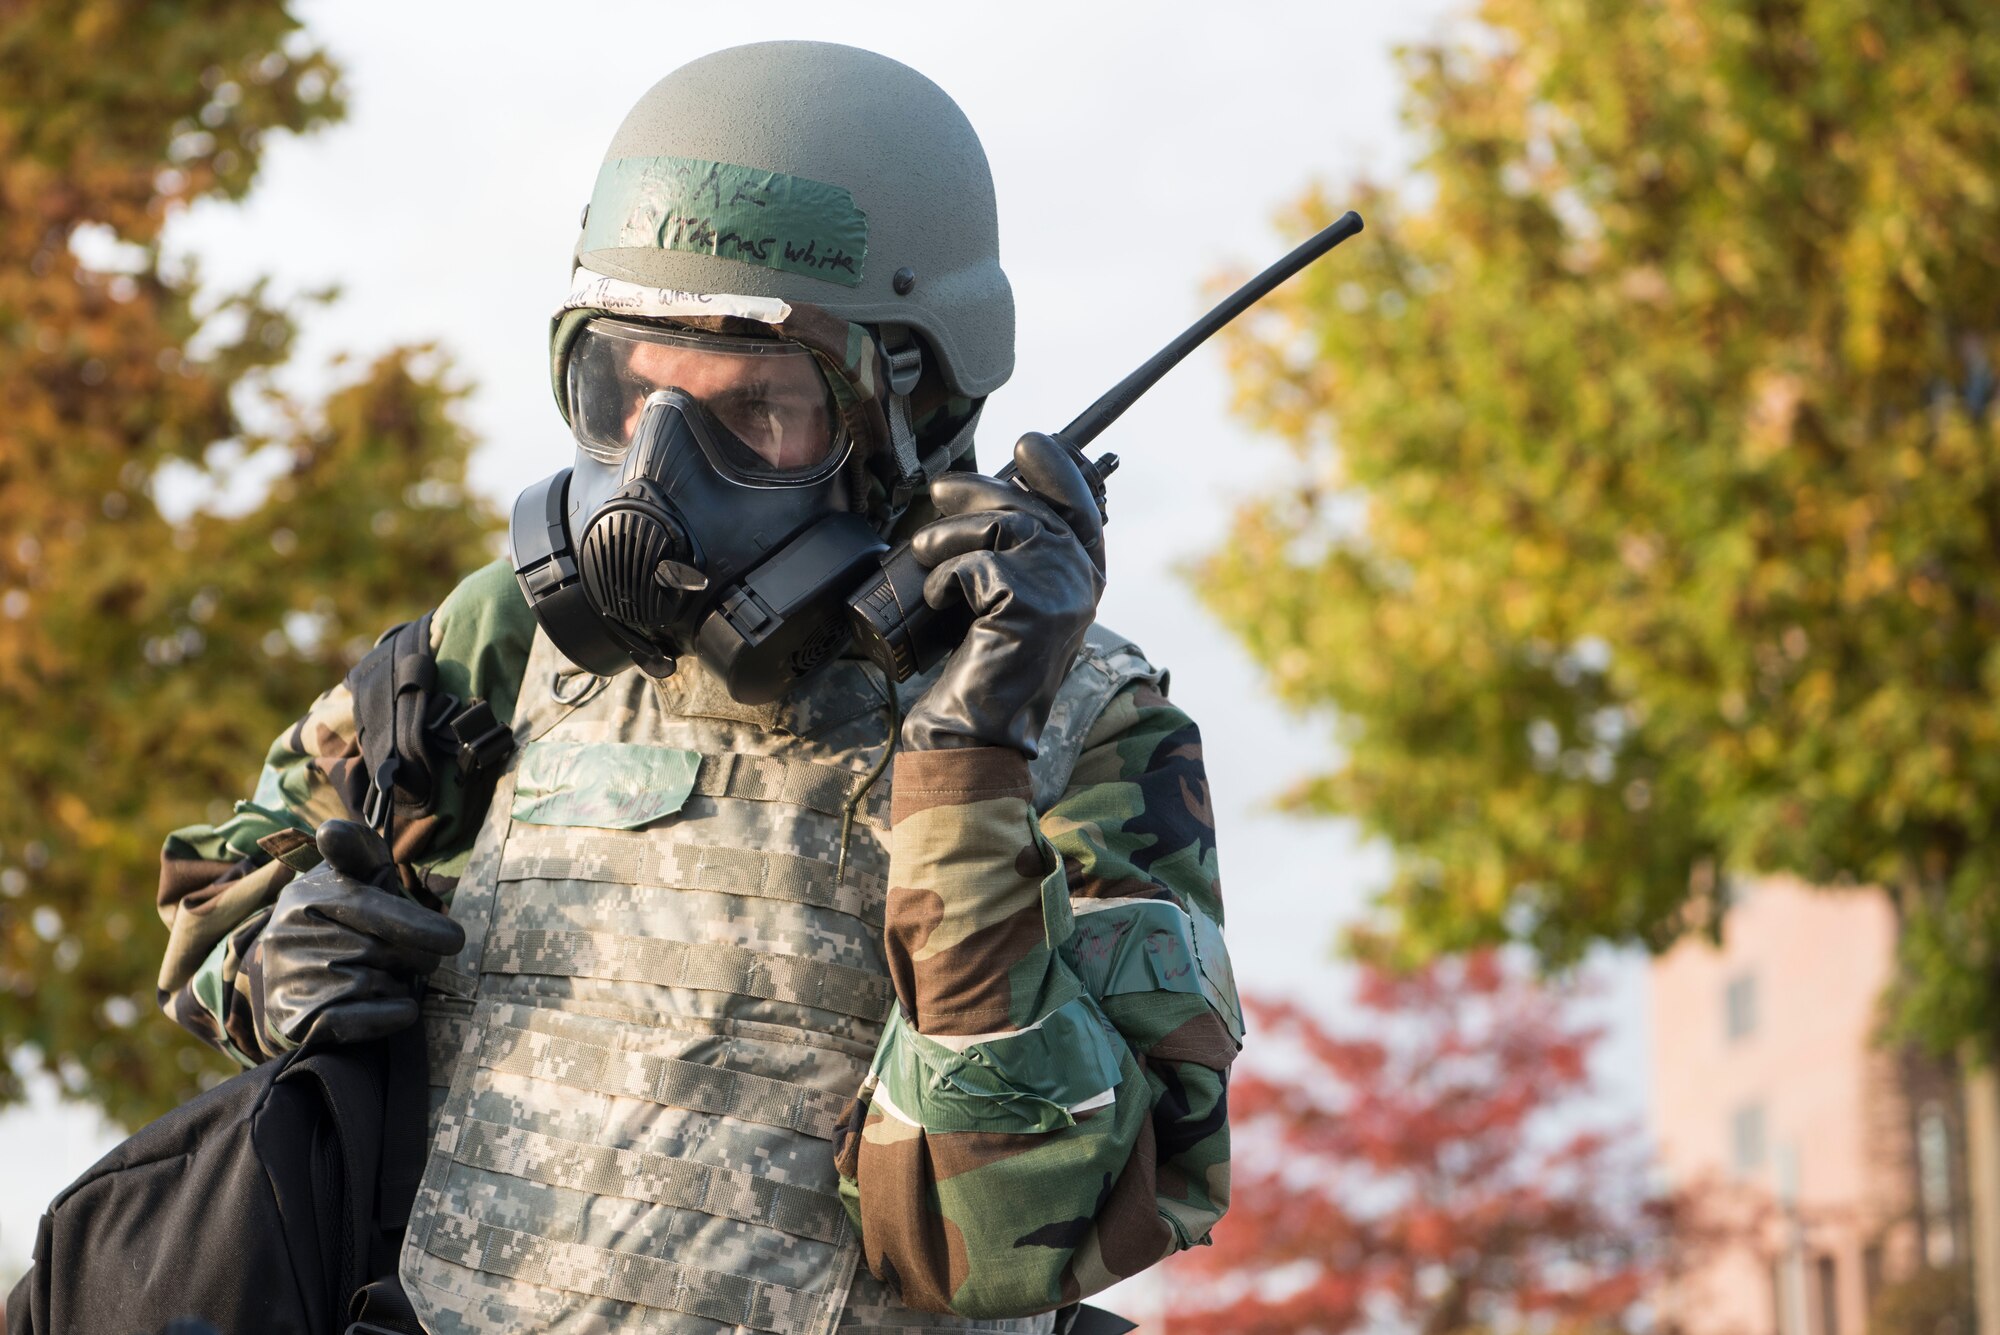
xmin=582 ymin=155 xmax=869 ymax=290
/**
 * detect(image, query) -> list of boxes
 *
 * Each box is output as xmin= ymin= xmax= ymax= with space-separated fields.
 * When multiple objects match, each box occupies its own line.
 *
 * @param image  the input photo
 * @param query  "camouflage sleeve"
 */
xmin=834 ymin=681 xmax=1239 ymax=1319
xmin=155 ymin=558 xmax=535 ymax=1064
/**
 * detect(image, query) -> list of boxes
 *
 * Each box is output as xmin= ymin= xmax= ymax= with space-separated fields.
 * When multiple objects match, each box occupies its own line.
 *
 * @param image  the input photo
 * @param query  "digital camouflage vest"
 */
xmin=402 ymin=625 xmax=1156 ymax=1334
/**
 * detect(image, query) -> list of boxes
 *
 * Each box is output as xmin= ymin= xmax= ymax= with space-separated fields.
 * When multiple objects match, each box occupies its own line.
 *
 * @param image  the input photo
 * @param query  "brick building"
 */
xmin=1650 ymin=877 xmax=1970 ymax=1335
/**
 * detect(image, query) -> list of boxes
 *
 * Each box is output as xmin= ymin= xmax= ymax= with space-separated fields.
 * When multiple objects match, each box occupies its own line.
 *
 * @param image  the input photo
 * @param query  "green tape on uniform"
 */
xmin=583 ymin=154 xmax=868 ymax=289
xmin=867 ymin=995 xmax=1124 ymax=1135
xmin=512 ymin=740 xmax=700 ymax=830
xmin=1063 ymin=898 xmax=1245 ymax=1043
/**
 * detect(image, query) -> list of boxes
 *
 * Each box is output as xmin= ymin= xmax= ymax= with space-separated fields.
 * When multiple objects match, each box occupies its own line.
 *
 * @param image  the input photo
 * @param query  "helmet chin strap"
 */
xmin=879 ymin=323 xmax=981 ymax=513
xmin=886 ymin=392 xmax=982 ymax=520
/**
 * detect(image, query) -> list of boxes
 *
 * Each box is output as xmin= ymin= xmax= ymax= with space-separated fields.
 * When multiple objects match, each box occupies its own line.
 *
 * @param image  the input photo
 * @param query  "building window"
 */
xmin=1816 ymin=1255 xmax=1838 ymax=1335
xmin=1726 ymin=972 xmax=1757 ymax=1042
xmin=1733 ymin=1102 xmax=1767 ymax=1177
xmin=1918 ymin=1101 xmax=1957 ymax=1266
xmin=1862 ymin=1243 xmax=1884 ymax=1314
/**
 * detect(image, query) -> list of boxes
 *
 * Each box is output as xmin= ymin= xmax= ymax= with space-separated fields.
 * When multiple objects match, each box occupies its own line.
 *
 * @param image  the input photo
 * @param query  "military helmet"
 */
xmin=568 ymin=41 xmax=1014 ymax=399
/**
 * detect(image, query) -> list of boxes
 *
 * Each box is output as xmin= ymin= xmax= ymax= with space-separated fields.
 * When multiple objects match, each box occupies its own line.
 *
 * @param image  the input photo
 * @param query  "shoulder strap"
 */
xmin=346 ymin=613 xmax=515 ymax=841
xmin=281 ymin=1025 xmax=430 ymax=1327
xmin=1026 ymin=623 xmax=1167 ymax=812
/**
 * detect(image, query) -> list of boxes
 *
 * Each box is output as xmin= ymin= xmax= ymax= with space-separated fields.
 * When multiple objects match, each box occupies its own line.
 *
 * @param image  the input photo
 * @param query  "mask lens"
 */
xmin=567 ymin=319 xmax=846 ymax=481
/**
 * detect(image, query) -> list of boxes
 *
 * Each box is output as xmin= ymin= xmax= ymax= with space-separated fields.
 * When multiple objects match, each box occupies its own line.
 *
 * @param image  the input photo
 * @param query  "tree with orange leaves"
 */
xmin=1160 ymin=953 xmax=1693 ymax=1335
xmin=0 ymin=3 xmax=500 ymax=1127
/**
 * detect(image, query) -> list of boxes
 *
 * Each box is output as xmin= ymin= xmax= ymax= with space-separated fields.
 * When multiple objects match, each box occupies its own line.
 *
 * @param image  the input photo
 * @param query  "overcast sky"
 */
xmin=1 ymin=0 xmax=1652 ymax=1298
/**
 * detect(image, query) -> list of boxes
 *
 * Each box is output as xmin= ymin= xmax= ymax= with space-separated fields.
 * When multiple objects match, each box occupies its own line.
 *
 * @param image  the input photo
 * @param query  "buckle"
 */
xmin=362 ymin=757 xmax=399 ymax=834
xmin=879 ymin=324 xmax=924 ymax=396
xmin=424 ymin=693 xmax=515 ymax=778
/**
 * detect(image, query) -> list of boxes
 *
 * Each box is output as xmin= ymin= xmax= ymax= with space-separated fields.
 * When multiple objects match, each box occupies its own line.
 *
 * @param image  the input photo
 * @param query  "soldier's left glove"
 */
xmin=257 ymin=819 xmax=465 ymax=1050
xmin=901 ymin=432 xmax=1106 ymax=755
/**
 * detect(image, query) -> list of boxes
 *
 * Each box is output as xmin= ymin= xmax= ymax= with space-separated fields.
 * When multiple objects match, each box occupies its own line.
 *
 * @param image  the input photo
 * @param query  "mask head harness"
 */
xmin=511 ymin=275 xmax=978 ymax=703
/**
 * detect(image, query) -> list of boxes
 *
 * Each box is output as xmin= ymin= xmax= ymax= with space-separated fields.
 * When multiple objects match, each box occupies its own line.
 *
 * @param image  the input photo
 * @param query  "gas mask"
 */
xmin=510 ymin=317 xmax=890 ymax=701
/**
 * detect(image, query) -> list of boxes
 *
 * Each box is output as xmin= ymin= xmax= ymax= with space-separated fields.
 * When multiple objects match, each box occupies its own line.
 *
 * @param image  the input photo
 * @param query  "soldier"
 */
xmin=154 ymin=41 xmax=1240 ymax=1334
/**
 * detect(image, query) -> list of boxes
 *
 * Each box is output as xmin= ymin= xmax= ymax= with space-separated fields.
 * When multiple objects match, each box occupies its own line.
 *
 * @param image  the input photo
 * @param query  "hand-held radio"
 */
xmin=846 ymin=209 xmax=1365 ymax=681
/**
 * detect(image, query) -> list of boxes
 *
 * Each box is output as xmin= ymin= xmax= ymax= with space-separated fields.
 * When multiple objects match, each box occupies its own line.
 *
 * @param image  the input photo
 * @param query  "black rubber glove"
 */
xmin=901 ymin=432 xmax=1107 ymax=755
xmin=257 ymin=819 xmax=465 ymax=1050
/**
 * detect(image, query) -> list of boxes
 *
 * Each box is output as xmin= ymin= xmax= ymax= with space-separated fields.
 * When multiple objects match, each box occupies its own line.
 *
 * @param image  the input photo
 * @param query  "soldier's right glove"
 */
xmin=900 ymin=432 xmax=1107 ymax=756
xmin=256 ymin=819 xmax=465 ymax=1050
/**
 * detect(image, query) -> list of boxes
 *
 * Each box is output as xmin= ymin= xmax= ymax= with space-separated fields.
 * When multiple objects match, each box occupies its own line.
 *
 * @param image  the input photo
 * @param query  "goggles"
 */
xmin=565 ymin=318 xmax=851 ymax=485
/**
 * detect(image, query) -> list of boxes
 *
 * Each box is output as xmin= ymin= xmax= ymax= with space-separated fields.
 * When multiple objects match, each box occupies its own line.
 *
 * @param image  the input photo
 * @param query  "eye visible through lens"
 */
xmin=597 ymin=328 xmax=838 ymax=474
xmin=705 ymin=378 xmax=834 ymax=470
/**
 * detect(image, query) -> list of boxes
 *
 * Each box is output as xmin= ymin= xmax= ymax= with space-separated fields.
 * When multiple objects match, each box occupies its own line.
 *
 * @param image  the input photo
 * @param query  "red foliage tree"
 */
xmin=1161 ymin=952 xmax=1695 ymax=1335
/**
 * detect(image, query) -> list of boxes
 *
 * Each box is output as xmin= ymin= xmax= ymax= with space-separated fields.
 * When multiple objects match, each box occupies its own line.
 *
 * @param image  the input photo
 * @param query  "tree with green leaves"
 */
xmin=1202 ymin=0 xmax=2000 ymax=1063
xmin=0 ymin=2 xmax=500 ymax=1128
xmin=1197 ymin=0 xmax=2000 ymax=1318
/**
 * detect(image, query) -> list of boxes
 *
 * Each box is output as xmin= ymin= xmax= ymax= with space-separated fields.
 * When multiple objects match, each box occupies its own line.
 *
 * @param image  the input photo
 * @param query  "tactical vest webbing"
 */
xmin=402 ymin=626 xmax=1158 ymax=1335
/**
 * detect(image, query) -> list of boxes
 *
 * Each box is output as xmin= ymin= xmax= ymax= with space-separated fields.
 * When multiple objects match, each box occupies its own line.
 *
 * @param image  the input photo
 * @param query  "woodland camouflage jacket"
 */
xmin=154 ymin=558 xmax=1239 ymax=1316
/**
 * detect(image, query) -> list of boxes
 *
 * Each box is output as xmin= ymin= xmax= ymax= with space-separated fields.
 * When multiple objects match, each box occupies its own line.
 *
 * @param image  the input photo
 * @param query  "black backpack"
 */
xmin=6 ymin=617 xmax=511 ymax=1335
xmin=5 ymin=1031 xmax=426 ymax=1335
